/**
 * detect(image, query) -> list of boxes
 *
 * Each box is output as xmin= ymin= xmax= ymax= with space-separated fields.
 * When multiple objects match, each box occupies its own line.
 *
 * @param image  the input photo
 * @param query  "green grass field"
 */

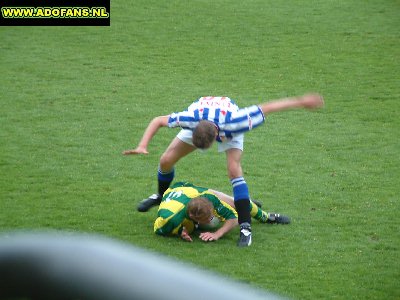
xmin=1 ymin=0 xmax=399 ymax=299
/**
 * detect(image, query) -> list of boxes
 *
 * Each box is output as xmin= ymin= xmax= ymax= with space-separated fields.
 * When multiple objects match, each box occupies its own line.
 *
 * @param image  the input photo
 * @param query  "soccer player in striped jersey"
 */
xmin=123 ymin=93 xmax=324 ymax=247
xmin=154 ymin=182 xmax=290 ymax=243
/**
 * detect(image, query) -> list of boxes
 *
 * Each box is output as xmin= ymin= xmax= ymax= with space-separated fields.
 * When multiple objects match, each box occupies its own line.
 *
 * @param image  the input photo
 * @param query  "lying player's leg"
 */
xmin=250 ymin=202 xmax=291 ymax=224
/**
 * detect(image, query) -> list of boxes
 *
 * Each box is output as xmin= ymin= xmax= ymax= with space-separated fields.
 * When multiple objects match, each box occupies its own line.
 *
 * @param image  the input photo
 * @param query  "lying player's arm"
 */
xmin=123 ymin=115 xmax=169 ymax=155
xmin=154 ymin=216 xmax=195 ymax=243
xmin=208 ymin=189 xmax=235 ymax=208
xmin=199 ymin=218 xmax=238 ymax=242
xmin=181 ymin=227 xmax=193 ymax=242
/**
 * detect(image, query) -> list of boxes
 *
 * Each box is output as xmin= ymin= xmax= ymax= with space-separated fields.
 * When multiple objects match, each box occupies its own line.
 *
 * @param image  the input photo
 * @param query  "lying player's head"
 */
xmin=187 ymin=197 xmax=213 ymax=225
xmin=192 ymin=120 xmax=217 ymax=149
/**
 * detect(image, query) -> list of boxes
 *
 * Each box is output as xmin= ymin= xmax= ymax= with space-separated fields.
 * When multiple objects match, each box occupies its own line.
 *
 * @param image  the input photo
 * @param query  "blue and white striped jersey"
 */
xmin=168 ymin=96 xmax=265 ymax=141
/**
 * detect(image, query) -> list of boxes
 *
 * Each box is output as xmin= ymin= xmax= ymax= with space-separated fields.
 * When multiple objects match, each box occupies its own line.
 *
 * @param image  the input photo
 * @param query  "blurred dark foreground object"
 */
xmin=0 ymin=232 xmax=286 ymax=300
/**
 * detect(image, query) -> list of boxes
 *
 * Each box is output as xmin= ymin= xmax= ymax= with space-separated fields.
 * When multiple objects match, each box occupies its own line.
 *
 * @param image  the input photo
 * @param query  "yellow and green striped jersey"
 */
xmin=154 ymin=182 xmax=237 ymax=237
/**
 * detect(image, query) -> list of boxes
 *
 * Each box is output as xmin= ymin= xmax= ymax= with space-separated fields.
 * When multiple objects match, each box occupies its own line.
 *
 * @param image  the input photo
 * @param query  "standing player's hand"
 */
xmin=181 ymin=228 xmax=193 ymax=242
xmin=122 ymin=146 xmax=149 ymax=155
xmin=301 ymin=94 xmax=324 ymax=110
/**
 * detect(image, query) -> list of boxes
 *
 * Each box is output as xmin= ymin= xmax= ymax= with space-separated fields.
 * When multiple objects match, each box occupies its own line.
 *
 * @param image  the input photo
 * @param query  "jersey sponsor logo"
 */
xmin=198 ymin=96 xmax=233 ymax=110
xmin=199 ymin=108 xmax=227 ymax=115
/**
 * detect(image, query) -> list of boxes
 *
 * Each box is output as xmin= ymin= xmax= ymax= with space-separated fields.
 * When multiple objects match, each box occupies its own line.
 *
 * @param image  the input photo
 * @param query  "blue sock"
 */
xmin=231 ymin=177 xmax=251 ymax=225
xmin=158 ymin=168 xmax=175 ymax=196
xmin=231 ymin=177 xmax=249 ymax=200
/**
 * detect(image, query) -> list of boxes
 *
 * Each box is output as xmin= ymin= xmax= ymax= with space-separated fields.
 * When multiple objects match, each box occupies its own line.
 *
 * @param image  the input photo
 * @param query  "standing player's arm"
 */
xmin=258 ymin=94 xmax=324 ymax=115
xmin=199 ymin=218 xmax=238 ymax=242
xmin=123 ymin=115 xmax=170 ymax=155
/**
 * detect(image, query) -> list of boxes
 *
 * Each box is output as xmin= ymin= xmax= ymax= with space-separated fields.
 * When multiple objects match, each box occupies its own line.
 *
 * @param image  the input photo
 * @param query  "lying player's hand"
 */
xmin=181 ymin=228 xmax=193 ymax=242
xmin=122 ymin=146 xmax=149 ymax=155
xmin=199 ymin=231 xmax=219 ymax=242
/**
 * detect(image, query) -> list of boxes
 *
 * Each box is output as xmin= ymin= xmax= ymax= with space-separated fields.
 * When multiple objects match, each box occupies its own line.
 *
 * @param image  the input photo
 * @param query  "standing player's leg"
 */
xmin=158 ymin=136 xmax=196 ymax=196
xmin=225 ymin=148 xmax=252 ymax=247
xmin=137 ymin=135 xmax=196 ymax=212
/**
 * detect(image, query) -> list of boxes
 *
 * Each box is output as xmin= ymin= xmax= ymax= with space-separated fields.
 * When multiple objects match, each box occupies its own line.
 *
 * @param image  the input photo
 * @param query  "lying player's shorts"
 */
xmin=177 ymin=129 xmax=244 ymax=152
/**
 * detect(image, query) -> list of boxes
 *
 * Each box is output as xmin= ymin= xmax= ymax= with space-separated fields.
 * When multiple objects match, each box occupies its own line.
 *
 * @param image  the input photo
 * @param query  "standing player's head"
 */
xmin=187 ymin=197 xmax=213 ymax=225
xmin=192 ymin=120 xmax=218 ymax=149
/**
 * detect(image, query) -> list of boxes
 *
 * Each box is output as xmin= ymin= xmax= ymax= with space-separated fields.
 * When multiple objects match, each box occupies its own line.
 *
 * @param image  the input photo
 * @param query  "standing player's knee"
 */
xmin=226 ymin=148 xmax=244 ymax=179
xmin=159 ymin=154 xmax=171 ymax=170
xmin=227 ymin=164 xmax=242 ymax=179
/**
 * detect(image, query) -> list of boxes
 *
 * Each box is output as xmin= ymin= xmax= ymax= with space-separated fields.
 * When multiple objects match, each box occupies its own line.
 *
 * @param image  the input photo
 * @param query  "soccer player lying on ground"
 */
xmin=124 ymin=93 xmax=323 ymax=247
xmin=153 ymin=182 xmax=290 ymax=243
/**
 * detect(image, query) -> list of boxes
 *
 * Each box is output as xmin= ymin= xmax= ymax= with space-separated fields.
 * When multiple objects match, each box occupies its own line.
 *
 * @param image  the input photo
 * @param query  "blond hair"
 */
xmin=187 ymin=197 xmax=213 ymax=224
